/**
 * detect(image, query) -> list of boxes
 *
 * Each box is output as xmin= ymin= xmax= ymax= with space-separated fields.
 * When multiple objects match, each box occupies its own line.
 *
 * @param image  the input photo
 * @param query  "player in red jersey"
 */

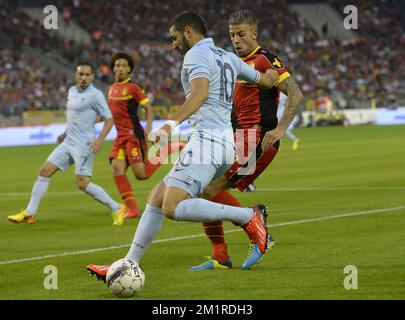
xmin=108 ymin=52 xmax=184 ymax=220
xmin=190 ymin=10 xmax=304 ymax=270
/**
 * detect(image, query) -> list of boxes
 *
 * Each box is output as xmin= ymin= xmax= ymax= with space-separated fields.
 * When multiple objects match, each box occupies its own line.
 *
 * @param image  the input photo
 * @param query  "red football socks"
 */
xmin=212 ymin=190 xmax=242 ymax=207
xmin=202 ymin=190 xmax=242 ymax=263
xmin=113 ymin=175 xmax=139 ymax=213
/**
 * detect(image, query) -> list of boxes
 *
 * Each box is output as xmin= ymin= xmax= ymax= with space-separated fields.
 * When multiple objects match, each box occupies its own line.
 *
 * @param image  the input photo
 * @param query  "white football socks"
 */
xmin=85 ymin=182 xmax=120 ymax=212
xmin=26 ymin=176 xmax=51 ymax=215
xmin=285 ymin=129 xmax=298 ymax=142
xmin=173 ymin=198 xmax=253 ymax=225
xmin=125 ymin=204 xmax=164 ymax=263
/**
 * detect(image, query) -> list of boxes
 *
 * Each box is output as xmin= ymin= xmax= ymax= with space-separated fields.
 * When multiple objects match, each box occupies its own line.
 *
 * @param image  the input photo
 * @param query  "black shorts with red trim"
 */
xmin=224 ymin=127 xmax=279 ymax=192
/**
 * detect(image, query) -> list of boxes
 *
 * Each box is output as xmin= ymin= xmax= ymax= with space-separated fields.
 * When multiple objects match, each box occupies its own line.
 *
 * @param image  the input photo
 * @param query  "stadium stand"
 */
xmin=1 ymin=0 xmax=404 ymax=126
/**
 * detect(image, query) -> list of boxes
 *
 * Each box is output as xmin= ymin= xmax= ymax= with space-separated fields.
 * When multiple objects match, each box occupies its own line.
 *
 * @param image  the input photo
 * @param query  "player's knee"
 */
xmin=76 ymin=178 xmax=89 ymax=191
xmin=161 ymin=200 xmax=177 ymax=219
xmin=77 ymin=183 xmax=87 ymax=191
xmin=147 ymin=181 xmax=165 ymax=208
xmin=147 ymin=190 xmax=162 ymax=207
xmin=38 ymin=168 xmax=48 ymax=177
xmin=134 ymin=172 xmax=148 ymax=180
xmin=112 ymin=166 xmax=125 ymax=176
xmin=38 ymin=166 xmax=52 ymax=177
xmin=202 ymin=186 xmax=217 ymax=200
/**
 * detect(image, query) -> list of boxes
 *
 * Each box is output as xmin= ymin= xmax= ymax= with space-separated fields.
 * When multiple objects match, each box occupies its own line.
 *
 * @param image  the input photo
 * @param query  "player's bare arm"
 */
xmin=141 ymin=101 xmax=154 ymax=138
xmin=168 ymin=77 xmax=209 ymax=124
xmin=262 ymin=77 xmax=303 ymax=151
xmin=258 ymin=69 xmax=280 ymax=89
xmin=150 ymin=77 xmax=209 ymax=144
xmin=95 ymin=115 xmax=104 ymax=123
xmin=57 ymin=132 xmax=67 ymax=144
xmin=90 ymin=117 xmax=114 ymax=153
xmin=277 ymin=77 xmax=303 ymax=130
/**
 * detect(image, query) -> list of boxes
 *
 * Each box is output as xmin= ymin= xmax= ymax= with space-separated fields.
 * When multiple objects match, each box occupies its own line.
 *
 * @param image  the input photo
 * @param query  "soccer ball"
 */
xmin=106 ymin=259 xmax=145 ymax=298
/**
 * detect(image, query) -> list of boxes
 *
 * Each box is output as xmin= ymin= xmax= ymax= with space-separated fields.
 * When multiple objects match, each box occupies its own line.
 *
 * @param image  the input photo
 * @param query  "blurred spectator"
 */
xmin=0 ymin=0 xmax=404 ymax=123
xmin=0 ymin=49 xmax=71 ymax=117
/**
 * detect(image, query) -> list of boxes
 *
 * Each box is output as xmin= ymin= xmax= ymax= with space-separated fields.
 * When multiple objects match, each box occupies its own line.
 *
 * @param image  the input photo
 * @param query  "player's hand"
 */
xmin=259 ymin=69 xmax=279 ymax=88
xmin=262 ymin=126 xmax=285 ymax=151
xmin=89 ymin=139 xmax=102 ymax=154
xmin=56 ymin=133 xmax=66 ymax=144
xmin=148 ymin=124 xmax=171 ymax=147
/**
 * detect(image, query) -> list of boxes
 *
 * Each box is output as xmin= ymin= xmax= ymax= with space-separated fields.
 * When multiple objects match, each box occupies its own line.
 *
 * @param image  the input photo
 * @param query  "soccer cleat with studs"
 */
xmin=87 ymin=264 xmax=110 ymax=283
xmin=241 ymin=234 xmax=275 ymax=269
xmin=189 ymin=256 xmax=232 ymax=271
xmin=7 ymin=210 xmax=37 ymax=224
xmin=242 ymin=204 xmax=269 ymax=254
xmin=124 ymin=209 xmax=142 ymax=219
xmin=111 ymin=204 xmax=126 ymax=226
xmin=292 ymin=139 xmax=300 ymax=151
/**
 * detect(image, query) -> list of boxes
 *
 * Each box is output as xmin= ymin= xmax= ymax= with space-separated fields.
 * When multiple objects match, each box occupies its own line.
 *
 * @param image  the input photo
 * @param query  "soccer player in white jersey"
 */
xmin=278 ymin=92 xmax=301 ymax=150
xmin=7 ymin=63 xmax=126 ymax=225
xmin=127 ymin=11 xmax=281 ymax=261
xmin=87 ymin=11 xmax=281 ymax=280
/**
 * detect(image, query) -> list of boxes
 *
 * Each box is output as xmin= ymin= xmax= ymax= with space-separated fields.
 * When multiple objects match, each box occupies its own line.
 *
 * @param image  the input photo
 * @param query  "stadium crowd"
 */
xmin=0 ymin=0 xmax=404 ymax=122
xmin=0 ymin=2 xmax=72 ymax=122
xmin=0 ymin=50 xmax=70 ymax=115
xmin=327 ymin=0 xmax=405 ymax=109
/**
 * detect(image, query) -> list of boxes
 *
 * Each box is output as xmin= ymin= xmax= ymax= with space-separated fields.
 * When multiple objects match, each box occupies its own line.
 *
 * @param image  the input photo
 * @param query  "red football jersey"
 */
xmin=108 ymin=78 xmax=150 ymax=140
xmin=233 ymin=46 xmax=291 ymax=131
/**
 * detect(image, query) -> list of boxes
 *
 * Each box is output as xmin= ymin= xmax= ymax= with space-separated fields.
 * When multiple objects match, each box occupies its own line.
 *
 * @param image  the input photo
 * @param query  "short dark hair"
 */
xmin=169 ymin=11 xmax=207 ymax=36
xmin=229 ymin=10 xmax=258 ymax=28
xmin=110 ymin=52 xmax=134 ymax=73
xmin=77 ymin=61 xmax=94 ymax=73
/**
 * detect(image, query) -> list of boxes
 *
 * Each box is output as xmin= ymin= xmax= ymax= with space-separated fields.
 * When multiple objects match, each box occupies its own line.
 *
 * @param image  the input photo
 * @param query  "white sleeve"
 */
xmin=228 ymin=52 xmax=260 ymax=84
xmin=183 ymin=48 xmax=210 ymax=81
xmin=94 ymin=91 xmax=112 ymax=119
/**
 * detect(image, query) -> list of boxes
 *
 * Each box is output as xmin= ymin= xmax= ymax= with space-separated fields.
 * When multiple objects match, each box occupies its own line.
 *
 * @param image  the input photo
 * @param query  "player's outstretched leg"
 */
xmin=173 ymin=199 xmax=271 ymax=257
xmin=87 ymin=203 xmax=162 ymax=281
xmin=82 ymin=179 xmax=126 ymax=226
xmin=240 ymin=205 xmax=275 ymax=269
xmin=189 ymin=221 xmax=232 ymax=271
xmin=190 ymin=190 xmax=241 ymax=271
xmin=86 ymin=181 xmax=166 ymax=282
xmin=7 ymin=175 xmax=51 ymax=224
xmin=114 ymin=175 xmax=141 ymax=219
xmin=241 ymin=204 xmax=270 ymax=254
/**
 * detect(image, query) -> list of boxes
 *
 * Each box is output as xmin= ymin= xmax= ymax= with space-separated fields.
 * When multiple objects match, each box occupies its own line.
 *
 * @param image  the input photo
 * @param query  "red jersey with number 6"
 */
xmin=108 ymin=78 xmax=150 ymax=140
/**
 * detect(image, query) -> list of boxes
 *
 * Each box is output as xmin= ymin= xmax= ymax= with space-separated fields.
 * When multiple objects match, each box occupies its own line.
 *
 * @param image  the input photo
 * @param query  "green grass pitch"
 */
xmin=0 ymin=125 xmax=404 ymax=300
